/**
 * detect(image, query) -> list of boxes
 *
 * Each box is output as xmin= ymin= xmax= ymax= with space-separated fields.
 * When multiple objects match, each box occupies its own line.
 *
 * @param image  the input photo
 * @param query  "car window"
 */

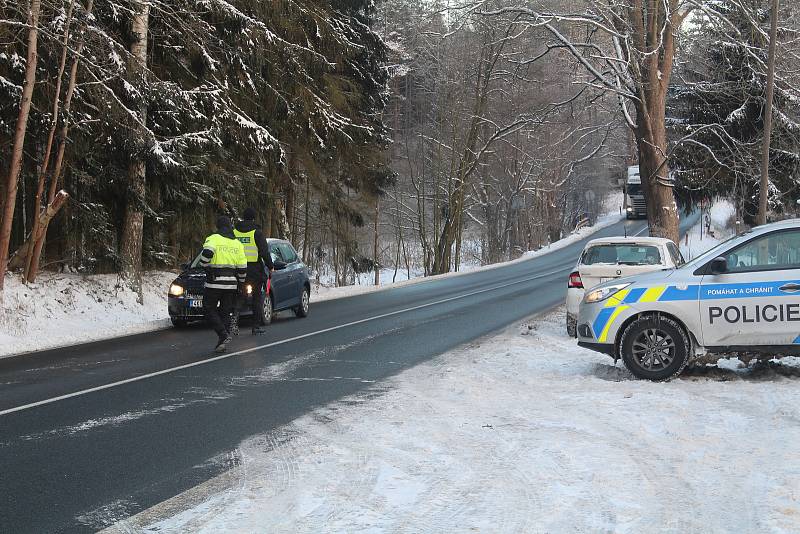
xmin=682 ymin=231 xmax=749 ymax=270
xmin=278 ymin=243 xmax=298 ymax=263
xmin=666 ymin=242 xmax=685 ymax=267
xmin=269 ymin=244 xmax=284 ymax=264
xmin=581 ymin=244 xmax=662 ymax=266
xmin=722 ymin=229 xmax=800 ymax=273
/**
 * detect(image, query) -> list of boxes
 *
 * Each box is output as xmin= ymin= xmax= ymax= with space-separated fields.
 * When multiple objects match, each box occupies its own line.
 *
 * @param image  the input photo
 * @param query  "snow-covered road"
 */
xmin=139 ymin=309 xmax=800 ymax=534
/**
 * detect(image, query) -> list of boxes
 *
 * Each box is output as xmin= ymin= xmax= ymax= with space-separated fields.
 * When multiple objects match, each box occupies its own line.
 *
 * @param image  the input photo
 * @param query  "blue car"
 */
xmin=168 ymin=238 xmax=311 ymax=327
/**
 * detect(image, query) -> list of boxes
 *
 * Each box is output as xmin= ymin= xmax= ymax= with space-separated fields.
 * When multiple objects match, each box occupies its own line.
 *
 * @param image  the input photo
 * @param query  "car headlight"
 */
xmin=584 ymin=283 xmax=631 ymax=304
xmin=169 ymin=283 xmax=185 ymax=297
xmin=245 ymin=284 xmax=253 ymax=295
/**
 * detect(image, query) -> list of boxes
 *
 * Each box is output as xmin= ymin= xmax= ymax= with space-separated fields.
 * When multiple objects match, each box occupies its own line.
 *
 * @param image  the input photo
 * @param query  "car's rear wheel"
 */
xmin=566 ymin=314 xmax=577 ymax=338
xmin=294 ymin=287 xmax=310 ymax=318
xmin=619 ymin=315 xmax=690 ymax=381
xmin=171 ymin=317 xmax=188 ymax=328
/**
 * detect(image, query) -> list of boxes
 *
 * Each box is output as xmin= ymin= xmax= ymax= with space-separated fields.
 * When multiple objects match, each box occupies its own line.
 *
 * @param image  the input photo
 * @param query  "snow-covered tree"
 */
xmin=672 ymin=0 xmax=800 ymax=223
xmin=0 ymin=0 xmax=390 ymax=281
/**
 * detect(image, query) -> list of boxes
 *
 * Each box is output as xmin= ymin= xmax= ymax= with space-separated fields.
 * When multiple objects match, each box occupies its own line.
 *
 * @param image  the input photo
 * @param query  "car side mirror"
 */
xmin=274 ymin=260 xmax=287 ymax=270
xmin=709 ymin=256 xmax=728 ymax=274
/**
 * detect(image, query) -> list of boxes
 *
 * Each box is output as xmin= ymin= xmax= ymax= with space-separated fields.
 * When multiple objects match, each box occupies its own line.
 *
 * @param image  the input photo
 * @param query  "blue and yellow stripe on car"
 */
xmin=591 ymin=284 xmax=675 ymax=342
xmin=591 ymin=280 xmax=800 ymax=343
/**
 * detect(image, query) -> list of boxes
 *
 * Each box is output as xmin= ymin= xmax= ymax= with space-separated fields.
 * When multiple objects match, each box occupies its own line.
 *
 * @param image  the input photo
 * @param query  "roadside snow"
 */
xmin=136 ymin=309 xmax=800 ymax=534
xmin=0 ymin=272 xmax=175 ymax=358
xmin=680 ymin=199 xmax=735 ymax=260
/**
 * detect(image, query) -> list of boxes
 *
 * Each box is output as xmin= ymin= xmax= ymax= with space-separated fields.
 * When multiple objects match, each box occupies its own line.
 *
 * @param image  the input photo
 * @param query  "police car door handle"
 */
xmin=780 ymin=283 xmax=800 ymax=293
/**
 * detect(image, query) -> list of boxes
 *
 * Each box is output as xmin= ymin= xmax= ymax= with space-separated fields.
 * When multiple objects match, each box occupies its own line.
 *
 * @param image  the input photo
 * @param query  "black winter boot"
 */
xmin=215 ymin=334 xmax=232 ymax=353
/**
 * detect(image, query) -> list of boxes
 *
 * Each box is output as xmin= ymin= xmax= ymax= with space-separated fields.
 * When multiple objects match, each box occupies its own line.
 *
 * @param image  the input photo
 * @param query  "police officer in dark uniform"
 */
xmin=233 ymin=207 xmax=274 ymax=334
xmin=199 ymin=216 xmax=248 ymax=352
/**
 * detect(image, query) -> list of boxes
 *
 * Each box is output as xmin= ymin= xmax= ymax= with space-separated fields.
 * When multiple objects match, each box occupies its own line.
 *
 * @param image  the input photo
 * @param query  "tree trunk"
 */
xmin=634 ymin=81 xmax=679 ymax=244
xmin=25 ymin=0 xmax=77 ymax=282
xmin=120 ymin=0 xmax=150 ymax=301
xmin=374 ymin=197 xmax=380 ymax=286
xmin=8 ymin=191 xmax=70 ymax=271
xmin=274 ymin=199 xmax=291 ymax=239
xmin=0 ymin=0 xmax=42 ymax=291
xmin=757 ymin=0 xmax=780 ymax=225
xmin=286 ymin=151 xmax=298 ymax=241
xmin=302 ymin=175 xmax=310 ymax=260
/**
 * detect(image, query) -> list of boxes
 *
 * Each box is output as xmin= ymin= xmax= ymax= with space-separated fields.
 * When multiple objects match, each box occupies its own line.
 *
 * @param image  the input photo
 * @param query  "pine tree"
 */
xmin=672 ymin=0 xmax=800 ymax=222
xmin=0 ymin=0 xmax=391 ymax=278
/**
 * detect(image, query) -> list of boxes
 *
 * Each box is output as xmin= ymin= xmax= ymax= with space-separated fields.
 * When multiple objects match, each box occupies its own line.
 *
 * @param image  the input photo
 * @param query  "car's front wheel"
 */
xmin=619 ymin=315 xmax=690 ymax=381
xmin=294 ymin=287 xmax=309 ymax=318
xmin=262 ymin=294 xmax=273 ymax=325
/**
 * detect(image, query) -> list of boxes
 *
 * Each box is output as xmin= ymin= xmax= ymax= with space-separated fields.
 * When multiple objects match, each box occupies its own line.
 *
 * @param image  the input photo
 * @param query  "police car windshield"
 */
xmin=680 ymin=231 xmax=752 ymax=270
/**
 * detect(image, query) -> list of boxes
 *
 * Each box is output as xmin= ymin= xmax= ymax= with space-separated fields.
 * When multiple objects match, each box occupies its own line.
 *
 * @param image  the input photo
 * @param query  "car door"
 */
xmin=699 ymin=228 xmax=800 ymax=347
xmin=269 ymin=242 xmax=292 ymax=309
xmin=277 ymin=242 xmax=302 ymax=307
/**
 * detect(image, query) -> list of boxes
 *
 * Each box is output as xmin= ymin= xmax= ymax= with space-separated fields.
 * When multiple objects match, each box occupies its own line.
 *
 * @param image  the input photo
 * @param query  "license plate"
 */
xmin=189 ymin=299 xmax=203 ymax=308
xmin=600 ymin=277 xmax=617 ymax=283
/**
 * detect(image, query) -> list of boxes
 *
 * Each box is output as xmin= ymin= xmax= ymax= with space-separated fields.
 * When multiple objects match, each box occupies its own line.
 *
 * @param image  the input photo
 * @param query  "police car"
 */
xmin=566 ymin=237 xmax=685 ymax=337
xmin=577 ymin=219 xmax=800 ymax=380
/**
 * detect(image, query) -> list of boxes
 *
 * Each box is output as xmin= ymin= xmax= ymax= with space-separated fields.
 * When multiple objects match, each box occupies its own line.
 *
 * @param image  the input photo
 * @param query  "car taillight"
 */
xmin=568 ymin=271 xmax=583 ymax=289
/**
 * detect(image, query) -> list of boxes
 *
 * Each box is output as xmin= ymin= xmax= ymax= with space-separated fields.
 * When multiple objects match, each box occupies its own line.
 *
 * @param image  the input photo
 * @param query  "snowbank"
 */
xmin=134 ymin=309 xmax=800 ymax=533
xmin=0 ymin=272 xmax=176 ymax=358
xmin=680 ymin=199 xmax=735 ymax=260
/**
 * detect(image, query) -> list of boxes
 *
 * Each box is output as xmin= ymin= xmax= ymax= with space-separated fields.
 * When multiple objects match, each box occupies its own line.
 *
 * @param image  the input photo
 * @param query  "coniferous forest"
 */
xmin=2 ymin=0 xmax=799 ymax=294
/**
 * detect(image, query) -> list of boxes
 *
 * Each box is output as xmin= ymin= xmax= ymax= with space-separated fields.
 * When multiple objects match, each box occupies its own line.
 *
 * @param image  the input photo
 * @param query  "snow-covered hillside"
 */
xmin=135 ymin=309 xmax=800 ymax=533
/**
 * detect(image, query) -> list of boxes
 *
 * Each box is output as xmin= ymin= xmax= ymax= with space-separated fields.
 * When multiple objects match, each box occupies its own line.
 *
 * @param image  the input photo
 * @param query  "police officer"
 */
xmin=199 ymin=215 xmax=248 ymax=352
xmin=234 ymin=207 xmax=274 ymax=334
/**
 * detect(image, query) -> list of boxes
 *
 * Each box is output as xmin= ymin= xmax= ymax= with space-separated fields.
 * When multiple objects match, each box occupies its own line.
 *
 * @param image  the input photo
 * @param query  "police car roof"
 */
xmin=751 ymin=218 xmax=800 ymax=234
xmin=585 ymin=236 xmax=671 ymax=246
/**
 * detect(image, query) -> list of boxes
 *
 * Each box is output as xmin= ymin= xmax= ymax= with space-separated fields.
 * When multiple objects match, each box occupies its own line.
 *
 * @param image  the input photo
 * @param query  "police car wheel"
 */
xmin=294 ymin=288 xmax=310 ymax=318
xmin=619 ymin=316 xmax=690 ymax=381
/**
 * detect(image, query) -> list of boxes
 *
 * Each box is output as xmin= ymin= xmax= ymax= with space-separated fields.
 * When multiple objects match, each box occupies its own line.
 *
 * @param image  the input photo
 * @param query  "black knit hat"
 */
xmin=216 ymin=215 xmax=232 ymax=230
xmin=242 ymin=207 xmax=257 ymax=221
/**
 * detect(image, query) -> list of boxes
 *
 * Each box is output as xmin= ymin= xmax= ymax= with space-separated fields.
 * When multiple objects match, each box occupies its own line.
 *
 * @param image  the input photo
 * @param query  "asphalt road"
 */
xmin=0 ymin=213 xmax=698 ymax=533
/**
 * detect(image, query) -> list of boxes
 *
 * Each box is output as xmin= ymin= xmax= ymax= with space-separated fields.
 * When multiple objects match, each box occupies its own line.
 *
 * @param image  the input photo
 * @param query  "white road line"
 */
xmin=633 ymin=223 xmax=649 ymax=236
xmin=0 ymin=267 xmax=570 ymax=417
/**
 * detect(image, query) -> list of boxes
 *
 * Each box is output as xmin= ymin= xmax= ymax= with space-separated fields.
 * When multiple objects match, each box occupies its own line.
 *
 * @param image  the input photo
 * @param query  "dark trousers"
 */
xmin=204 ymin=288 xmax=236 ymax=338
xmin=238 ymin=275 xmax=266 ymax=326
